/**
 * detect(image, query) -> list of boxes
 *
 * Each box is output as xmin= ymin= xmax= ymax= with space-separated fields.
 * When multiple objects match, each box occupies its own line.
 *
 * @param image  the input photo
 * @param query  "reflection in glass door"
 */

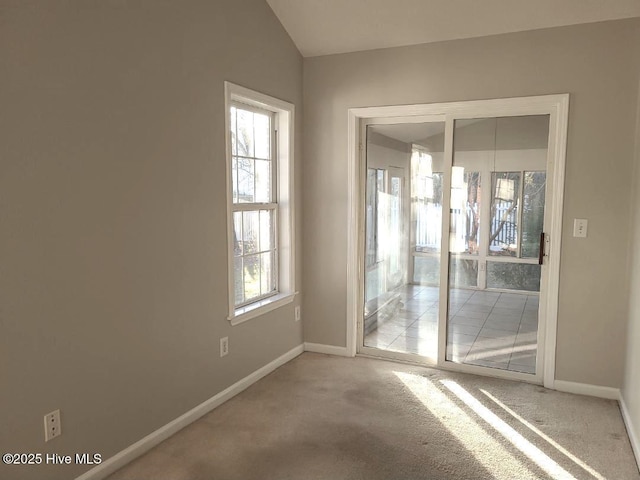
xmin=360 ymin=115 xmax=551 ymax=378
xmin=362 ymin=122 xmax=445 ymax=362
xmin=446 ymin=116 xmax=549 ymax=374
xmin=386 ymin=167 xmax=405 ymax=291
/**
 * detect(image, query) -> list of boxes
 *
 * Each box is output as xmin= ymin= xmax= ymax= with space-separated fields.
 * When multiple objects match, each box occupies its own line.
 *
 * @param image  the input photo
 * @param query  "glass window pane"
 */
xmin=522 ymin=172 xmax=546 ymax=258
xmin=234 ymin=257 xmax=244 ymax=305
xmin=449 ymin=257 xmax=478 ymax=288
xmin=255 ymin=159 xmax=271 ymax=203
xmin=450 ymin=169 xmax=481 ymax=255
xmin=242 ymin=210 xmax=259 ymax=254
xmin=243 ymin=254 xmax=260 ymax=301
xmin=490 ymin=172 xmax=520 ymax=257
xmin=365 ymin=168 xmax=378 ymax=267
xmin=446 ymin=116 xmax=548 ymax=373
xmin=232 ymin=157 xmax=238 ymax=203
xmin=412 ymin=146 xmax=443 ymax=291
xmin=414 ymin=170 xmax=443 ymax=253
xmin=363 ymin=121 xmax=445 ymax=361
xmin=233 ymin=211 xmax=243 ymax=256
xmin=387 ymin=173 xmax=403 ymax=285
xmin=259 ymin=209 xmax=273 ymax=252
xmin=236 ymin=108 xmax=254 ymax=157
xmin=487 ymin=262 xmax=541 ymax=291
xmin=260 ymin=251 xmax=274 ymax=295
xmin=254 ymin=112 xmax=270 ymax=159
xmin=413 ymin=255 xmax=440 ymax=285
xmin=466 ymin=172 xmax=481 ymax=254
xmin=375 ymin=169 xmax=385 ymax=263
xmin=364 ymin=263 xmax=384 ymax=304
xmin=231 ymin=106 xmax=237 ymax=156
xmin=236 ymin=157 xmax=254 ymax=203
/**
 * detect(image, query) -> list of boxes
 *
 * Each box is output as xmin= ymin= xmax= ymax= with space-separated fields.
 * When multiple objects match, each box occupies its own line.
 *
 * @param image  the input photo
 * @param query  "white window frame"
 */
xmin=224 ymin=82 xmax=295 ymax=325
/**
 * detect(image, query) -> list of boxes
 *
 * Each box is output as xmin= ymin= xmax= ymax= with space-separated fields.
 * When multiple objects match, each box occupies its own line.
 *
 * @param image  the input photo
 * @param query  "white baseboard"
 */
xmin=76 ymin=344 xmax=305 ymax=480
xmin=304 ymin=342 xmax=350 ymax=356
xmin=553 ymin=380 xmax=621 ymax=400
xmin=620 ymin=395 xmax=640 ymax=470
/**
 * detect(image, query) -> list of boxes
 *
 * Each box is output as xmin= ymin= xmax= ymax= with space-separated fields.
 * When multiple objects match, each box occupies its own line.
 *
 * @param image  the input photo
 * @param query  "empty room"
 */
xmin=2 ymin=1 xmax=640 ymax=479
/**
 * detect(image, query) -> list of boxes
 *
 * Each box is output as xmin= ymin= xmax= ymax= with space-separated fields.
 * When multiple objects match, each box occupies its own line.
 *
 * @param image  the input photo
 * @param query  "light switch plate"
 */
xmin=573 ymin=218 xmax=588 ymax=238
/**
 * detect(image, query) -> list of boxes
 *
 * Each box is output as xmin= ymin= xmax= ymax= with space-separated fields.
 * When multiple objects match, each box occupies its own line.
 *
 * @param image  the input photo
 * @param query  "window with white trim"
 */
xmin=225 ymin=82 xmax=295 ymax=325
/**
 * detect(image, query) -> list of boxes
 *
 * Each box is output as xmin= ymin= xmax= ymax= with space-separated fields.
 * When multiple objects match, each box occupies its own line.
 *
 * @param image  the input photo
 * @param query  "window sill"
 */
xmin=228 ymin=292 xmax=297 ymax=326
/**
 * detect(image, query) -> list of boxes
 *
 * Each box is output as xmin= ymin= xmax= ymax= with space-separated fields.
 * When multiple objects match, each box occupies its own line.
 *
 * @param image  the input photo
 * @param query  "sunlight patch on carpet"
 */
xmin=480 ymin=389 xmax=604 ymax=480
xmin=395 ymin=371 xmax=539 ymax=479
xmin=441 ymin=380 xmax=576 ymax=479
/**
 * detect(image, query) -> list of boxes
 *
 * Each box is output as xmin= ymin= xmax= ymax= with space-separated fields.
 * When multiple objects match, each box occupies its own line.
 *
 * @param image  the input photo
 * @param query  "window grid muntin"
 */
xmin=231 ymin=102 xmax=275 ymax=204
xmin=233 ymin=207 xmax=278 ymax=308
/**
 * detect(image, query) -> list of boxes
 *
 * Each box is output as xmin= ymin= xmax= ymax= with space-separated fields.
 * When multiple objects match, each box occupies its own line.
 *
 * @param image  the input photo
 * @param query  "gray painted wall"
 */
xmin=302 ymin=19 xmax=640 ymax=388
xmin=0 ymin=1 xmax=303 ymax=479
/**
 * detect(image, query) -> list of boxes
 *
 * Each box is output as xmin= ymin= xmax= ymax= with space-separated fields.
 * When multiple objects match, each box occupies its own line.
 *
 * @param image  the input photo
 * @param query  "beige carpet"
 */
xmin=107 ymin=353 xmax=639 ymax=480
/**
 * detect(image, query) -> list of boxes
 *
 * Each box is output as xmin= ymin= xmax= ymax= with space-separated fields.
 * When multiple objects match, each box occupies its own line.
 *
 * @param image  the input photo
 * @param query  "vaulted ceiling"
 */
xmin=266 ymin=0 xmax=640 ymax=57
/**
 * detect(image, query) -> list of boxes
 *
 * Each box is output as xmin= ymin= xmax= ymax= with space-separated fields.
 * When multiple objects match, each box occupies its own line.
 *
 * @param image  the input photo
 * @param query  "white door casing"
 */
xmin=347 ymin=95 xmax=569 ymax=389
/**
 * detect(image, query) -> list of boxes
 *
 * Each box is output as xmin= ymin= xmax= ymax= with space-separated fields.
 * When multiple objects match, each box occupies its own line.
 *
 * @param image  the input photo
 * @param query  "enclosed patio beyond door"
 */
xmin=353 ymin=95 xmax=568 ymax=386
xmin=363 ymin=121 xmax=444 ymax=363
xmin=445 ymin=116 xmax=549 ymax=375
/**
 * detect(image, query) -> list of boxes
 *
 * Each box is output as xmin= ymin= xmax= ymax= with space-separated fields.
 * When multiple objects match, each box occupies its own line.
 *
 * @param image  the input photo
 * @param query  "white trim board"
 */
xmin=553 ymin=380 xmax=620 ymax=400
xmin=304 ymin=342 xmax=351 ymax=357
xmin=75 ymin=344 xmax=305 ymax=480
xmin=620 ymin=396 xmax=640 ymax=471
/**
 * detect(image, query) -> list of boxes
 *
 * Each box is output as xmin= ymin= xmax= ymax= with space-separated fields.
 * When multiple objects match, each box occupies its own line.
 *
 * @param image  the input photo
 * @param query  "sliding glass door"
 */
xmin=356 ymin=98 xmax=565 ymax=385
xmin=446 ymin=116 xmax=549 ymax=374
xmin=363 ymin=121 xmax=444 ymax=362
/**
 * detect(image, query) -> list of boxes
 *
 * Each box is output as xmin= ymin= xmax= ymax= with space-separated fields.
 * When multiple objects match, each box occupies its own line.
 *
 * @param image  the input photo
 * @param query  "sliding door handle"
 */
xmin=538 ymin=232 xmax=545 ymax=265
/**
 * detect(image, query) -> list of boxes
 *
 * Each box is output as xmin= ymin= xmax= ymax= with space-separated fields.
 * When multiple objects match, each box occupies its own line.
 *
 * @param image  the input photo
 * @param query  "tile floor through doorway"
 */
xmin=364 ymin=285 xmax=538 ymax=374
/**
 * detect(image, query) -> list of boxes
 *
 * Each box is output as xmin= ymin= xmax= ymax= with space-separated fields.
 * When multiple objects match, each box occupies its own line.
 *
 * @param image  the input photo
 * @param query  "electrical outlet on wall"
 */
xmin=220 ymin=337 xmax=229 ymax=357
xmin=44 ymin=410 xmax=61 ymax=442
